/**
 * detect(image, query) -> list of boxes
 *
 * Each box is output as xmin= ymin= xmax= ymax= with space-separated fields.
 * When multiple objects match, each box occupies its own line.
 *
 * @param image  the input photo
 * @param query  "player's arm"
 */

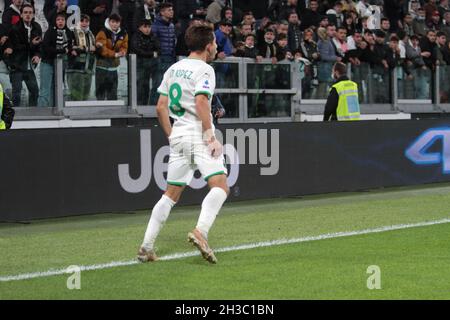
xmin=195 ymin=94 xmax=222 ymax=158
xmin=156 ymin=95 xmax=172 ymax=138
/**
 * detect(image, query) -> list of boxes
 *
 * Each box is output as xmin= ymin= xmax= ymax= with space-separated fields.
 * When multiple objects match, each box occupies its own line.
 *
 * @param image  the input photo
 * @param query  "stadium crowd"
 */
xmin=1 ymin=0 xmax=450 ymax=107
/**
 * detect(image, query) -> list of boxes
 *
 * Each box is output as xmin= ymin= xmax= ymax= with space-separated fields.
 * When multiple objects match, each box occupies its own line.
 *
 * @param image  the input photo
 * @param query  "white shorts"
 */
xmin=166 ymin=136 xmax=228 ymax=186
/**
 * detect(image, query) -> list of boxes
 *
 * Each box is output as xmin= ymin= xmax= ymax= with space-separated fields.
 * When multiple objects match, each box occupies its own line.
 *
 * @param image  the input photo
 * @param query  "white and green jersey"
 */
xmin=157 ymin=58 xmax=216 ymax=139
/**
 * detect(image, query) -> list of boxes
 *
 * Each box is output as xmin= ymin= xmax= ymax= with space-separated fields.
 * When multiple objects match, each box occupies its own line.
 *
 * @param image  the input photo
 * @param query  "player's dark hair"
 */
xmin=185 ymin=23 xmax=215 ymax=52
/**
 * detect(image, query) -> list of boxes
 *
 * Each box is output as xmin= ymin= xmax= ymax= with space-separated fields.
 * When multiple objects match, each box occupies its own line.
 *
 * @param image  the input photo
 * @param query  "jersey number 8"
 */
xmin=169 ymin=83 xmax=186 ymax=117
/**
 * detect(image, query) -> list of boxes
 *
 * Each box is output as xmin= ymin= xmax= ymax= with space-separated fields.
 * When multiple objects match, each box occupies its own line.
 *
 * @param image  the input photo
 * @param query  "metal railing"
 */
xmin=4 ymin=55 xmax=450 ymax=122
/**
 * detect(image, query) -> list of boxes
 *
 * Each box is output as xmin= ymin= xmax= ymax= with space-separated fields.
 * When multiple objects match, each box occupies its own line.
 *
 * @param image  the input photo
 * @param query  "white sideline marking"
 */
xmin=1 ymin=218 xmax=449 ymax=282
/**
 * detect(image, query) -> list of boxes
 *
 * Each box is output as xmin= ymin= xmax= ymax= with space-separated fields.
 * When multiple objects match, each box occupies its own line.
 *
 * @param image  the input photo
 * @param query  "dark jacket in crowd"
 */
xmin=257 ymin=40 xmax=277 ymax=59
xmin=372 ymin=43 xmax=396 ymax=73
xmin=130 ymin=29 xmax=160 ymax=62
xmin=152 ymin=15 xmax=176 ymax=58
xmin=4 ymin=21 xmax=43 ymax=72
xmin=301 ymin=9 xmax=321 ymax=31
xmin=1 ymin=4 xmax=21 ymax=34
xmin=384 ymin=0 xmax=406 ymax=31
xmin=133 ymin=3 xmax=158 ymax=33
xmin=119 ymin=0 xmax=137 ymax=35
xmin=173 ymin=0 xmax=198 ymax=31
xmin=41 ymin=26 xmax=74 ymax=65
xmin=235 ymin=45 xmax=258 ymax=59
xmin=277 ymin=4 xmax=299 ymax=22
xmin=87 ymin=0 xmax=113 ymax=36
xmin=0 ymin=24 xmax=6 ymax=62
xmin=288 ymin=23 xmax=302 ymax=53
xmin=420 ymin=37 xmax=438 ymax=69
xmin=43 ymin=0 xmax=56 ymax=22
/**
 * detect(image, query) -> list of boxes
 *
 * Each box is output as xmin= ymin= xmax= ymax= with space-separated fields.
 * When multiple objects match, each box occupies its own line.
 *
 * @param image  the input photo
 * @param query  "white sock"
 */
xmin=196 ymin=187 xmax=228 ymax=239
xmin=141 ymin=195 xmax=176 ymax=250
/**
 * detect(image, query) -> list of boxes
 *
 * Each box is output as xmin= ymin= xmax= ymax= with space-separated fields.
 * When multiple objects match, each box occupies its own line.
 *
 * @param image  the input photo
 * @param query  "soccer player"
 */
xmin=137 ymin=23 xmax=229 ymax=264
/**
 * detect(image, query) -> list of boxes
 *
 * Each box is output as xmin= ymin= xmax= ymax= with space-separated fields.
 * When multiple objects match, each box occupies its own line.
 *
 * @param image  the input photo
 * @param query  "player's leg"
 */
xmin=138 ymin=184 xmax=185 ymax=262
xmin=138 ymin=140 xmax=194 ymax=262
xmin=196 ymin=174 xmax=229 ymax=239
xmin=188 ymin=146 xmax=229 ymax=263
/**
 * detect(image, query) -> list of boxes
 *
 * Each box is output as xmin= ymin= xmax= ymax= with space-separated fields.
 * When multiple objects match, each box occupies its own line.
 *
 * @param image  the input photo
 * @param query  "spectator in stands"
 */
xmin=436 ymin=31 xmax=450 ymax=64
xmin=87 ymin=0 xmax=113 ymax=36
xmin=150 ymin=2 xmax=176 ymax=105
xmin=276 ymin=33 xmax=292 ymax=62
xmin=402 ymin=13 xmax=415 ymax=37
xmin=420 ymin=29 xmax=438 ymax=70
xmin=327 ymin=1 xmax=345 ymax=29
xmin=215 ymin=19 xmax=233 ymax=58
xmin=234 ymin=34 xmax=257 ymax=58
xmin=192 ymin=1 xmax=208 ymax=20
xmin=371 ymin=30 xmax=393 ymax=102
xmin=2 ymin=0 xmax=23 ymax=34
xmin=343 ymin=12 xmax=359 ymax=37
xmin=206 ymin=0 xmax=226 ymax=25
xmin=441 ymin=11 xmax=450 ymax=37
xmin=424 ymin=0 xmax=439 ymax=23
xmin=175 ymin=0 xmax=199 ymax=33
xmin=46 ymin=0 xmax=69 ymax=28
xmin=278 ymin=0 xmax=299 ymax=22
xmin=287 ymin=11 xmax=302 ymax=53
xmin=130 ymin=19 xmax=159 ymax=106
xmin=409 ymin=1 xmax=421 ymax=19
xmin=355 ymin=0 xmax=372 ymax=18
xmin=241 ymin=11 xmax=256 ymax=30
xmin=438 ymin=0 xmax=450 ymax=16
xmin=276 ymin=19 xmax=289 ymax=37
xmin=301 ymin=0 xmax=321 ymax=31
xmin=319 ymin=15 xmax=330 ymax=30
xmin=332 ymin=26 xmax=349 ymax=60
xmin=119 ymin=0 xmax=137 ymax=36
xmin=380 ymin=18 xmax=392 ymax=43
xmin=95 ymin=13 xmax=128 ymax=101
xmin=298 ymin=28 xmax=319 ymax=99
xmin=38 ymin=12 xmax=73 ymax=108
xmin=406 ymin=34 xmax=430 ymax=99
xmin=43 ymin=0 xmax=56 ymax=23
xmin=317 ymin=26 xmax=339 ymax=98
xmin=4 ymin=4 xmax=42 ymax=107
xmin=134 ymin=0 xmax=157 ymax=34
xmin=428 ymin=10 xmax=443 ymax=31
xmin=66 ymin=14 xmax=97 ymax=101
xmin=233 ymin=23 xmax=253 ymax=47
xmin=215 ymin=19 xmax=233 ymax=87
xmin=346 ymin=29 xmax=370 ymax=101
xmin=256 ymin=28 xmax=278 ymax=64
xmin=222 ymin=6 xmax=233 ymax=22
xmin=384 ymin=0 xmax=406 ymax=32
xmin=413 ymin=7 xmax=428 ymax=37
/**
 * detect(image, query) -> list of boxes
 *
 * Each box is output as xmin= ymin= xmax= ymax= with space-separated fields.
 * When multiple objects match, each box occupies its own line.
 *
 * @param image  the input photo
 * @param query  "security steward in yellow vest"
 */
xmin=1 ymin=83 xmax=15 ymax=130
xmin=323 ymin=62 xmax=360 ymax=121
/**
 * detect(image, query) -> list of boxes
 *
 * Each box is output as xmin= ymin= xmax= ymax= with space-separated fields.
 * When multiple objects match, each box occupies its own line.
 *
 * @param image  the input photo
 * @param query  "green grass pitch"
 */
xmin=1 ymin=183 xmax=450 ymax=299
